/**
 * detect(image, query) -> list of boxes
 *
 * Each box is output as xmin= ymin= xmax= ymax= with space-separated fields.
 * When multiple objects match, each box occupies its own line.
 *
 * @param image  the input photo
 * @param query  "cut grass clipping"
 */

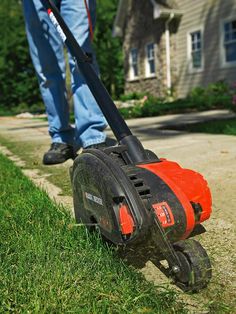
xmin=0 ymin=153 xmax=185 ymax=313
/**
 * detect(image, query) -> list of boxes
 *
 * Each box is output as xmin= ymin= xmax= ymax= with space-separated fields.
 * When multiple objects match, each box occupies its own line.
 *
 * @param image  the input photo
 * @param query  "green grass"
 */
xmin=0 ymin=153 xmax=185 ymax=313
xmin=185 ymin=118 xmax=236 ymax=135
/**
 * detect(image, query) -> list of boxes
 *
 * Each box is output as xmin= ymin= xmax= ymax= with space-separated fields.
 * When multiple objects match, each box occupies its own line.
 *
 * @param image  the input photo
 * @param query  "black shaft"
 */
xmin=42 ymin=0 xmax=132 ymax=142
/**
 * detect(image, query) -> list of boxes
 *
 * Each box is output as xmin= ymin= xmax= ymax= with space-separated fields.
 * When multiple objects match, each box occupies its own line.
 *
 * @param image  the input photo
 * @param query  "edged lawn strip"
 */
xmin=0 ymin=135 xmax=72 ymax=196
xmin=0 ymin=153 xmax=184 ymax=313
xmin=176 ymin=118 xmax=236 ymax=135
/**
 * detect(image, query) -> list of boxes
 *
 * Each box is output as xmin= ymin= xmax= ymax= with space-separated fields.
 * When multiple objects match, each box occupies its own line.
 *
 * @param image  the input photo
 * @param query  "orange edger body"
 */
xmin=139 ymin=159 xmax=212 ymax=239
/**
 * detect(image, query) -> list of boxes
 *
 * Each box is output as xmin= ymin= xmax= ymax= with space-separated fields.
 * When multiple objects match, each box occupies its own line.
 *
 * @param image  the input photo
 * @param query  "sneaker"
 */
xmin=43 ymin=143 xmax=76 ymax=165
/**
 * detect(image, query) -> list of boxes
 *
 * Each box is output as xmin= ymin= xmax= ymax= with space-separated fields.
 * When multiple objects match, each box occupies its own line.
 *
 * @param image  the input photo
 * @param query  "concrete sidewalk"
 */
xmin=0 ymin=109 xmax=235 ymax=175
xmin=0 ymin=108 xmax=235 ymax=144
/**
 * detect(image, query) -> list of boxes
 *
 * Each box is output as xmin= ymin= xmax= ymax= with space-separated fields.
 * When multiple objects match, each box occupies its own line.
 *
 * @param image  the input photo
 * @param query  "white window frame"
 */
xmin=220 ymin=17 xmax=236 ymax=68
xmin=187 ymin=27 xmax=204 ymax=73
xmin=129 ymin=48 xmax=139 ymax=80
xmin=145 ymin=42 xmax=156 ymax=78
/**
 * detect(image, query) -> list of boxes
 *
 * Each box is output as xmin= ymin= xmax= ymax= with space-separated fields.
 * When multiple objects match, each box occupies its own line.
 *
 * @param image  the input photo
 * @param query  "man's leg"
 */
xmin=61 ymin=0 xmax=107 ymax=149
xmin=22 ymin=0 xmax=76 ymax=163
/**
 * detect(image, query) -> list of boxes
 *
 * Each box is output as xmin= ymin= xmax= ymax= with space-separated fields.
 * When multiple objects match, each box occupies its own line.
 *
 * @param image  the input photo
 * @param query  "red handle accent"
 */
xmin=84 ymin=0 xmax=94 ymax=41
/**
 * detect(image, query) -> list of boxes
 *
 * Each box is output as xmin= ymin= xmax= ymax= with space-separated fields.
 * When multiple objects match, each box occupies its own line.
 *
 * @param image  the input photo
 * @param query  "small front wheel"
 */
xmin=172 ymin=239 xmax=212 ymax=292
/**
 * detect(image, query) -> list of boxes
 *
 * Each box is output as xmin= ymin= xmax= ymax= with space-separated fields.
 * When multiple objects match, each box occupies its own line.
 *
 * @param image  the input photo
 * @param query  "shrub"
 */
xmin=119 ymin=92 xmax=146 ymax=102
xmin=230 ymin=82 xmax=236 ymax=112
xmin=118 ymin=81 xmax=235 ymax=119
xmin=11 ymin=102 xmax=46 ymax=115
xmin=0 ymin=1 xmax=41 ymax=113
xmin=187 ymin=80 xmax=232 ymax=110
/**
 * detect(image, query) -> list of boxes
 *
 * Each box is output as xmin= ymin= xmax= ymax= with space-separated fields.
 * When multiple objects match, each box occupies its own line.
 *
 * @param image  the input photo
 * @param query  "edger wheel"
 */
xmin=173 ymin=239 xmax=212 ymax=292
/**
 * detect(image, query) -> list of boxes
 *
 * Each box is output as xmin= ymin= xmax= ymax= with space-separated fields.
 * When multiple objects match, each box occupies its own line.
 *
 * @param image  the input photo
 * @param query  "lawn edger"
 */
xmin=42 ymin=0 xmax=212 ymax=292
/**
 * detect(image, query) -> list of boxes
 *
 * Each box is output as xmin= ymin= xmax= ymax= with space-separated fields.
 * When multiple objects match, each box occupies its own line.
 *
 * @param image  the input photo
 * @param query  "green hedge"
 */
xmin=0 ymin=1 xmax=42 ymax=113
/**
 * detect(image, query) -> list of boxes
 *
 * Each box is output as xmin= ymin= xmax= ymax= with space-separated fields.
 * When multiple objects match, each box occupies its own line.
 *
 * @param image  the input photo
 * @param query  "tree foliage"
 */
xmin=94 ymin=0 xmax=124 ymax=99
xmin=0 ymin=0 xmax=41 ymax=111
xmin=0 ymin=0 xmax=123 ymax=112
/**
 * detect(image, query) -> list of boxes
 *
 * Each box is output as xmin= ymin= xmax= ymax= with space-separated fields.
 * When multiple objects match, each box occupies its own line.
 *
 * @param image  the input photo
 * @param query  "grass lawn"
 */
xmin=183 ymin=118 xmax=236 ymax=135
xmin=0 ymin=153 xmax=185 ymax=313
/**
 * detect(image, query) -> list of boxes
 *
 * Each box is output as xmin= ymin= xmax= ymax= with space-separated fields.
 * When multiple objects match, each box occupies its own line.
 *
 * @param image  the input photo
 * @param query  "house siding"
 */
xmin=123 ymin=1 xmax=168 ymax=97
xmin=176 ymin=0 xmax=236 ymax=97
xmin=119 ymin=0 xmax=236 ymax=98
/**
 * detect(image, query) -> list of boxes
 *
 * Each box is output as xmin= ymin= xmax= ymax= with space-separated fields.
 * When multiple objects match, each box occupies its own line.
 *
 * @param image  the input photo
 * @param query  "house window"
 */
xmin=223 ymin=20 xmax=236 ymax=63
xmin=146 ymin=43 xmax=156 ymax=76
xmin=130 ymin=48 xmax=139 ymax=79
xmin=189 ymin=30 xmax=202 ymax=69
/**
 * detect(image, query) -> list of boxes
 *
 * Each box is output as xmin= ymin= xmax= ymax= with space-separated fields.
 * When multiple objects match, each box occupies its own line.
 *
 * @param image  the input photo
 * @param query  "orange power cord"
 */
xmin=84 ymin=0 xmax=94 ymax=41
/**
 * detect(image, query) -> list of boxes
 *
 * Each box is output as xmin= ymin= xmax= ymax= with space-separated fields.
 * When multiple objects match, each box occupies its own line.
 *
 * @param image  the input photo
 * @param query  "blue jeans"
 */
xmin=22 ymin=0 xmax=107 ymax=148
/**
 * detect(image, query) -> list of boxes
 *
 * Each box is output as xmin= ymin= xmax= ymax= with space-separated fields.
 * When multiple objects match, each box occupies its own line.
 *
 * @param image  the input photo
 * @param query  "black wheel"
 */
xmin=173 ymin=239 xmax=212 ymax=292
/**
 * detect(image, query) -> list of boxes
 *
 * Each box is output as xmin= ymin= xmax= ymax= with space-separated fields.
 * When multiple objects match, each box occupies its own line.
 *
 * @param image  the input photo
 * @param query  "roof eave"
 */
xmin=153 ymin=4 xmax=183 ymax=19
xmin=151 ymin=0 xmax=183 ymax=19
xmin=113 ymin=0 xmax=129 ymax=37
xmin=113 ymin=0 xmax=183 ymax=38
